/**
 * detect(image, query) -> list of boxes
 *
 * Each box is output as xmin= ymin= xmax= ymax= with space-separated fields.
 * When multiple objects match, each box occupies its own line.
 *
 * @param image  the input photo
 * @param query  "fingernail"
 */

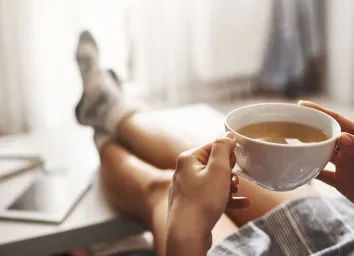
xmin=339 ymin=133 xmax=354 ymax=146
xmin=298 ymin=100 xmax=312 ymax=106
xmin=231 ymin=174 xmax=239 ymax=184
xmin=222 ymin=131 xmax=234 ymax=139
xmin=231 ymin=175 xmax=239 ymax=188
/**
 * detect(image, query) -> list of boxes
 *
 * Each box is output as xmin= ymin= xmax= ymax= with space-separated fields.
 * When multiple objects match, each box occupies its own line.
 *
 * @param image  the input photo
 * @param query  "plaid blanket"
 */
xmin=211 ymin=196 xmax=354 ymax=256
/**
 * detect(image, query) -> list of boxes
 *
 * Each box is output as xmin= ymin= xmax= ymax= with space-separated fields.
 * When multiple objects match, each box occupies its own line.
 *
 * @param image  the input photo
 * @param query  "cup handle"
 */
xmin=232 ymin=143 xmax=253 ymax=181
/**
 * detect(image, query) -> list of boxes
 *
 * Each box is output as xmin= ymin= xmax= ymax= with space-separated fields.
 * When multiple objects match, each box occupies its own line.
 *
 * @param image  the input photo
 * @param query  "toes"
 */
xmin=78 ymin=30 xmax=98 ymax=50
xmin=76 ymin=30 xmax=99 ymax=74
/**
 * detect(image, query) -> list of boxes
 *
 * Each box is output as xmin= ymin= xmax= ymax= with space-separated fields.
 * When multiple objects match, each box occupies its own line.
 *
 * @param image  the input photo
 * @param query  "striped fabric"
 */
xmin=210 ymin=196 xmax=354 ymax=256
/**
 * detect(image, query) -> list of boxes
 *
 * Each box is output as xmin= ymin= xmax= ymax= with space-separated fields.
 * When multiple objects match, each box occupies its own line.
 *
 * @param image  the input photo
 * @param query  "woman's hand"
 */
xmin=299 ymin=101 xmax=354 ymax=203
xmin=166 ymin=132 xmax=250 ymax=256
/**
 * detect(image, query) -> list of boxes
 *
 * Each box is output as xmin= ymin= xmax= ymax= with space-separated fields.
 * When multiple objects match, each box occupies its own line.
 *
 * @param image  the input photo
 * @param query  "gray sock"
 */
xmin=75 ymin=30 xmax=144 ymax=134
xmin=76 ymin=30 xmax=99 ymax=77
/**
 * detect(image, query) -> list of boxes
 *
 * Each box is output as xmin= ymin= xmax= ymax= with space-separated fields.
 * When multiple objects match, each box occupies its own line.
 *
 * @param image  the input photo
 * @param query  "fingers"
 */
xmin=335 ymin=151 xmax=354 ymax=172
xmin=326 ymin=138 xmax=354 ymax=189
xmin=316 ymin=170 xmax=337 ymax=188
xmin=176 ymin=131 xmax=236 ymax=174
xmin=176 ymin=142 xmax=213 ymax=171
xmin=298 ymin=101 xmax=354 ymax=134
xmin=227 ymin=174 xmax=250 ymax=209
xmin=176 ymin=150 xmax=197 ymax=171
xmin=337 ymin=132 xmax=354 ymax=156
xmin=207 ymin=132 xmax=236 ymax=174
xmin=330 ymin=151 xmax=340 ymax=165
xmin=226 ymin=174 xmax=251 ymax=210
xmin=329 ymin=132 xmax=354 ymax=166
xmin=227 ymin=196 xmax=251 ymax=209
xmin=230 ymin=174 xmax=239 ymax=194
xmin=330 ymin=132 xmax=354 ymax=166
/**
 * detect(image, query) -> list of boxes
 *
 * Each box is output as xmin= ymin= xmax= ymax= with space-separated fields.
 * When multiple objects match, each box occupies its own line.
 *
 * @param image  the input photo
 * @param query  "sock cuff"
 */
xmin=104 ymin=97 xmax=147 ymax=134
xmin=94 ymin=131 xmax=112 ymax=150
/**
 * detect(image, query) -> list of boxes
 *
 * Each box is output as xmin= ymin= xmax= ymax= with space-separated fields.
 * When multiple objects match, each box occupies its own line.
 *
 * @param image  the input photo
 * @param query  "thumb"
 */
xmin=316 ymin=169 xmax=337 ymax=188
xmin=207 ymin=132 xmax=236 ymax=175
xmin=337 ymin=132 xmax=354 ymax=154
xmin=298 ymin=100 xmax=354 ymax=134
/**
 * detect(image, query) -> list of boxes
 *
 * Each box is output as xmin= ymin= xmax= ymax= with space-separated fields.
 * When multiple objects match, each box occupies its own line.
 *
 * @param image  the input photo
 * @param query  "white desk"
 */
xmin=0 ymin=104 xmax=226 ymax=256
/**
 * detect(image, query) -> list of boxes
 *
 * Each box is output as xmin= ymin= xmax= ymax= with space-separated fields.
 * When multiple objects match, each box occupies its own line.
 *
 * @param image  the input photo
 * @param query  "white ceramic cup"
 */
xmin=225 ymin=103 xmax=341 ymax=191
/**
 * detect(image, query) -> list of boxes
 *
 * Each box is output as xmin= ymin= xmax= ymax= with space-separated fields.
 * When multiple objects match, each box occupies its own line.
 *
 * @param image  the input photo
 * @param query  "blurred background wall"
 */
xmin=0 ymin=0 xmax=353 ymax=135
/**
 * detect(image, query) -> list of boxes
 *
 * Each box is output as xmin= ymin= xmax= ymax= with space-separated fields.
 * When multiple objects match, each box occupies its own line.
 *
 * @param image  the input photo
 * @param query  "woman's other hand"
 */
xmin=299 ymin=101 xmax=354 ymax=203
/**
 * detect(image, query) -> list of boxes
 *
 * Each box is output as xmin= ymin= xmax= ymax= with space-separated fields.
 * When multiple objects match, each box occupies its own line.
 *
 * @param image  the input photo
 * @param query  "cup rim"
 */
xmin=224 ymin=102 xmax=341 ymax=148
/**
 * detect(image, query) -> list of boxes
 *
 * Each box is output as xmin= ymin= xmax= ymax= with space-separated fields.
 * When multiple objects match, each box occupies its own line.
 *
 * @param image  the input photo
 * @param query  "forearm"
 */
xmin=166 ymin=205 xmax=210 ymax=256
xmin=166 ymin=229 xmax=208 ymax=256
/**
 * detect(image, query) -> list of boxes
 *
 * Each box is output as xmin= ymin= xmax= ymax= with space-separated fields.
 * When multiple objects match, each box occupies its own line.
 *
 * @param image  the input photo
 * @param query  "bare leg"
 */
xmin=116 ymin=112 xmax=319 ymax=226
xmin=100 ymin=142 xmax=237 ymax=256
xmin=117 ymin=113 xmax=194 ymax=170
xmin=74 ymin=31 xmax=237 ymax=253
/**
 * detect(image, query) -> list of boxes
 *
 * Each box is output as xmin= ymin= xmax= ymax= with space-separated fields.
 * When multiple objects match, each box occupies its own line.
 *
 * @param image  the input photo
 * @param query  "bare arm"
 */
xmin=166 ymin=206 xmax=209 ymax=256
xmin=166 ymin=134 xmax=250 ymax=255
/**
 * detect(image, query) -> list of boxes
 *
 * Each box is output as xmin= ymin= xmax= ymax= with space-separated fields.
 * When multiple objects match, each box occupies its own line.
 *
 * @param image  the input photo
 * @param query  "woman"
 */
xmin=75 ymin=31 xmax=354 ymax=256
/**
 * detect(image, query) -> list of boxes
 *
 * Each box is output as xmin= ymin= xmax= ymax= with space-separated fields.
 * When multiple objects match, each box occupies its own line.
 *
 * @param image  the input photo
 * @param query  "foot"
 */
xmin=74 ymin=67 xmax=122 ymax=131
xmin=75 ymin=30 xmax=142 ymax=133
xmin=76 ymin=30 xmax=99 ymax=76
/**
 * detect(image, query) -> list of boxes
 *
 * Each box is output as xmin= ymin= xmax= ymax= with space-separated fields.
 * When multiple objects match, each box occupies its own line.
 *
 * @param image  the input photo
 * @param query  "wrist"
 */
xmin=170 ymin=198 xmax=212 ymax=232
